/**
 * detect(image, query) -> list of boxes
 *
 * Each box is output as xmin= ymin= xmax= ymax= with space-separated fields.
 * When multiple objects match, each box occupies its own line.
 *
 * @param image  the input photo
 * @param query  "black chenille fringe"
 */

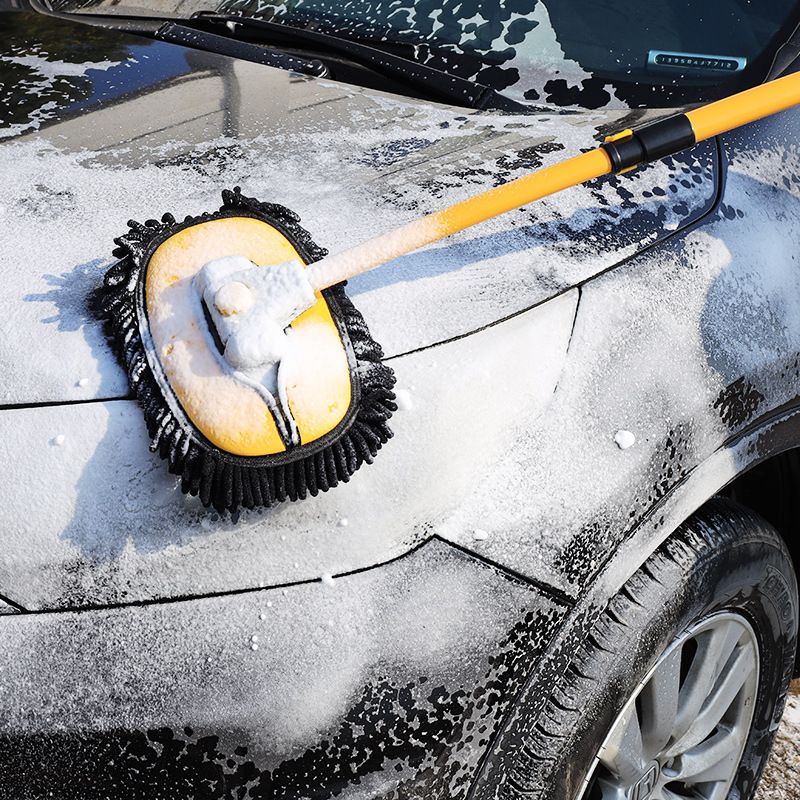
xmin=94 ymin=187 xmax=396 ymax=513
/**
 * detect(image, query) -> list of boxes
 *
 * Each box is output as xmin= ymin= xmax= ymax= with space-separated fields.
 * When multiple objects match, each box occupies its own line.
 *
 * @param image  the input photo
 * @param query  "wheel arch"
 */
xmin=594 ymin=403 xmax=800 ymax=679
xmin=722 ymin=445 xmax=800 ymax=677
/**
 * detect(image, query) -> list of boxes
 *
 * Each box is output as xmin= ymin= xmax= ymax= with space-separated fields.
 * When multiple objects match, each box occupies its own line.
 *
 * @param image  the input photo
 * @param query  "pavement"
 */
xmin=756 ymin=681 xmax=800 ymax=800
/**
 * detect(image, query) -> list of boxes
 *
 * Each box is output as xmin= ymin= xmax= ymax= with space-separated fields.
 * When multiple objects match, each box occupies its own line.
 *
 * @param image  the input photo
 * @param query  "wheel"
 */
xmin=504 ymin=498 xmax=798 ymax=800
xmin=580 ymin=611 xmax=759 ymax=800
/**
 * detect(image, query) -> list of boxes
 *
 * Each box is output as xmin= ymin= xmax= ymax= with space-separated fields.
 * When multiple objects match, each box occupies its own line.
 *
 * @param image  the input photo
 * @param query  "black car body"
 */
xmin=0 ymin=2 xmax=799 ymax=798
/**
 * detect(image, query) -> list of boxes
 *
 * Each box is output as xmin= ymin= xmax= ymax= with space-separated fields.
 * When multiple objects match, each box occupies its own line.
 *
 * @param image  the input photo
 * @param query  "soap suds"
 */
xmin=614 ymin=430 xmax=636 ymax=450
xmin=0 ymin=54 xmax=118 ymax=80
xmin=0 ymin=52 xmax=122 ymax=139
xmin=395 ymin=389 xmax=414 ymax=410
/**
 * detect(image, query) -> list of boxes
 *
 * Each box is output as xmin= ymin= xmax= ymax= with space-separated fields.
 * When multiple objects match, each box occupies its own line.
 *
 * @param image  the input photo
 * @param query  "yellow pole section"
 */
xmin=308 ymin=148 xmax=612 ymax=288
xmin=432 ymin=147 xmax=612 ymax=237
xmin=308 ymin=72 xmax=800 ymax=291
xmin=687 ymin=70 xmax=800 ymax=142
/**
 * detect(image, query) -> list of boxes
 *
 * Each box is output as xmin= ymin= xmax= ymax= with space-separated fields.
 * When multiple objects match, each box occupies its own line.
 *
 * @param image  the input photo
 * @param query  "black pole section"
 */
xmin=601 ymin=114 xmax=696 ymax=173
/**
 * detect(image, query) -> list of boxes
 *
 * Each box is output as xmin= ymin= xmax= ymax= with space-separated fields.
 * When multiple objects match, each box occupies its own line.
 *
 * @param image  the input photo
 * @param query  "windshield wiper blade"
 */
xmin=156 ymin=21 xmax=329 ymax=77
xmin=186 ymin=12 xmax=527 ymax=112
xmin=30 ymin=0 xmax=328 ymax=77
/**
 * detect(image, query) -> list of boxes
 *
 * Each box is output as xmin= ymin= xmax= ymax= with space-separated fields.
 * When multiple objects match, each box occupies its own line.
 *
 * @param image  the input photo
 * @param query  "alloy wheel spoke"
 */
xmin=597 ymin=776 xmax=628 ymax=800
xmin=650 ymin=788 xmax=690 ymax=800
xmin=666 ymin=640 xmax=756 ymax=757
xmin=671 ymin=621 xmax=742 ymax=742
xmin=667 ymin=727 xmax=744 ymax=783
xmin=639 ymin=647 xmax=682 ymax=759
xmin=598 ymin=703 xmax=648 ymax=786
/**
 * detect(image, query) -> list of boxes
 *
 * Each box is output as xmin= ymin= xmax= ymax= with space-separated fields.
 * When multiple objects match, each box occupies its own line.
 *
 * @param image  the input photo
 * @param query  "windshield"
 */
xmin=56 ymin=0 xmax=800 ymax=108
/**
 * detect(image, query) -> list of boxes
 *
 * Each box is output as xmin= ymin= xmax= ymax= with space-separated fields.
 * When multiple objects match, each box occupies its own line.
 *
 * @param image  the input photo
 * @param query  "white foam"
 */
xmin=0 ymin=54 xmax=118 ymax=80
xmin=614 ymin=430 xmax=636 ymax=450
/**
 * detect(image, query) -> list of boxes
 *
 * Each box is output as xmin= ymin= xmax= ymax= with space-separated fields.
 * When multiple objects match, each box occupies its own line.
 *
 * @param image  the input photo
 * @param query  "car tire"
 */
xmin=501 ymin=497 xmax=798 ymax=800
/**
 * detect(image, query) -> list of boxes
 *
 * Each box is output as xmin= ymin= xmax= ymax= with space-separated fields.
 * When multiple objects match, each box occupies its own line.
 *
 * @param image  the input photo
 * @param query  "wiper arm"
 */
xmin=156 ymin=22 xmax=329 ymax=77
xmin=184 ymin=12 xmax=527 ymax=112
xmin=29 ymin=0 xmax=329 ymax=78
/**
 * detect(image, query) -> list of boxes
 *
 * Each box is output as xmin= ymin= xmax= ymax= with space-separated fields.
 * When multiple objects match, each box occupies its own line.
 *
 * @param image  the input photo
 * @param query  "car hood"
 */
xmin=0 ymin=12 xmax=720 ymax=610
xmin=0 ymin=11 xmax=717 ymax=408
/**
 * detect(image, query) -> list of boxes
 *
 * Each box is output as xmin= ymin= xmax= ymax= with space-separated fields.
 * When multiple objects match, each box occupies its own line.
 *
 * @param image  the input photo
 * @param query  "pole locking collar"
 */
xmin=602 ymin=114 xmax=697 ymax=174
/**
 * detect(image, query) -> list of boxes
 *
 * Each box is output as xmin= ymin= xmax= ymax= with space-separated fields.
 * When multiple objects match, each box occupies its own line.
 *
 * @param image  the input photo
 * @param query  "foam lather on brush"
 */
xmin=95 ymin=188 xmax=397 ymax=513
